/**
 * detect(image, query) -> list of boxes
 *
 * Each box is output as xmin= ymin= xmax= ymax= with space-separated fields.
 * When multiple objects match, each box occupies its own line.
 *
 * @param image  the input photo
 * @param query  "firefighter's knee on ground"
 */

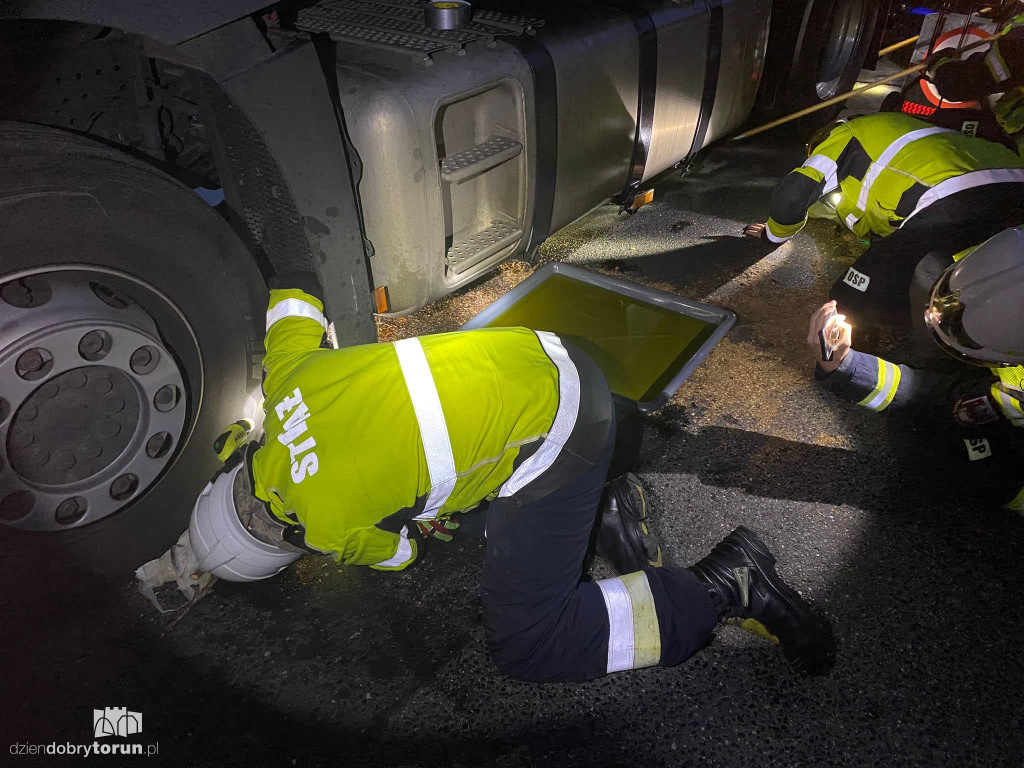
xmin=483 ymin=600 xmax=582 ymax=682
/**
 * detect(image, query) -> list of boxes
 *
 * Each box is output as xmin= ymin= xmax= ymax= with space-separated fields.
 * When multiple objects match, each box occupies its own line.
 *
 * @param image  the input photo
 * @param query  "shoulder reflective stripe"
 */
xmin=393 ymin=338 xmax=457 ymax=519
xmin=596 ymin=571 xmax=662 ymax=673
xmin=804 ymin=154 xmax=839 ymax=192
xmin=1006 ymin=486 xmax=1024 ymax=512
xmin=904 ymin=169 xmax=1024 ymax=223
xmin=266 ymin=298 xmax=328 ymax=332
xmin=498 ymin=331 xmax=580 ymax=497
xmin=856 ymin=127 xmax=955 ymax=213
xmin=858 ymin=359 xmax=901 ymax=411
xmin=991 ymin=384 xmax=1024 ymax=426
xmin=373 ymin=526 xmax=416 ymax=568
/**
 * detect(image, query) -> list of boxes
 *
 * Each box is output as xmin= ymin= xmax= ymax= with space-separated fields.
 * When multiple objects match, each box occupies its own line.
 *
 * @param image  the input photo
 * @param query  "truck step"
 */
xmin=440 ymin=136 xmax=523 ymax=184
xmin=446 ymin=220 xmax=524 ymax=274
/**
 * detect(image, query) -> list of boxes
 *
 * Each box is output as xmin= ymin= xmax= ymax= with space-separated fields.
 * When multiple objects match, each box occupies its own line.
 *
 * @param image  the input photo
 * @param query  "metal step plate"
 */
xmin=297 ymin=0 xmax=543 ymax=55
xmin=440 ymin=135 xmax=523 ymax=183
xmin=446 ymin=220 xmax=523 ymax=274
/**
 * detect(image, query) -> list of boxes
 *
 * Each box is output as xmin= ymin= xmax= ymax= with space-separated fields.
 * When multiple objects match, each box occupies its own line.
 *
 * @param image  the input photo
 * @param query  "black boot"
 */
xmin=688 ymin=526 xmax=836 ymax=676
xmin=595 ymin=473 xmax=663 ymax=575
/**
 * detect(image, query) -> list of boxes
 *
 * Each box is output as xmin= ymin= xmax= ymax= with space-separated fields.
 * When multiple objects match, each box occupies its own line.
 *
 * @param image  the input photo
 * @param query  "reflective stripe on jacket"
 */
xmin=766 ymin=114 xmax=1024 ymax=242
xmin=252 ymin=288 xmax=574 ymax=570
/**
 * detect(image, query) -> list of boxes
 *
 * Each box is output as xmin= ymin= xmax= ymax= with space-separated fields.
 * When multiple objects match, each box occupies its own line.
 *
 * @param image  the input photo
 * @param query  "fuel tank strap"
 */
xmin=619 ymin=4 xmax=659 ymax=207
xmin=509 ymin=34 xmax=558 ymax=256
xmin=685 ymin=0 xmax=724 ymax=163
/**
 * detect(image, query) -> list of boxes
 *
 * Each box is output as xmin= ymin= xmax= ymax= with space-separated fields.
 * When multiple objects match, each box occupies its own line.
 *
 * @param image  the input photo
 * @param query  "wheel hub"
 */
xmin=0 ymin=273 xmax=189 ymax=531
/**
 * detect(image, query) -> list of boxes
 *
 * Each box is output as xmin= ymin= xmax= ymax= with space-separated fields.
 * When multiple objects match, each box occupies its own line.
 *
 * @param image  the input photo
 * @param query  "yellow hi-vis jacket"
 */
xmin=766 ymin=113 xmax=1024 ymax=243
xmin=251 ymin=288 xmax=581 ymax=570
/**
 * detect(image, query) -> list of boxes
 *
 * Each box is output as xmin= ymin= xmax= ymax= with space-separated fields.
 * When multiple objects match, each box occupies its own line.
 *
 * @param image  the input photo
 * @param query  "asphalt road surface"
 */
xmin=5 ymin=120 xmax=1024 ymax=767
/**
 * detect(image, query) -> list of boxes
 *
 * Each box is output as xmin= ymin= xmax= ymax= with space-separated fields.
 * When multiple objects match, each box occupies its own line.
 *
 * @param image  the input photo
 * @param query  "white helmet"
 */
xmin=924 ymin=226 xmax=1024 ymax=367
xmin=189 ymin=460 xmax=303 ymax=582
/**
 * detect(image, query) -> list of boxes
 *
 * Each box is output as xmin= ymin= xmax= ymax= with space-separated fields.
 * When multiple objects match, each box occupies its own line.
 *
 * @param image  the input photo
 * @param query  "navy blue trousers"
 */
xmin=479 ymin=427 xmax=720 ymax=682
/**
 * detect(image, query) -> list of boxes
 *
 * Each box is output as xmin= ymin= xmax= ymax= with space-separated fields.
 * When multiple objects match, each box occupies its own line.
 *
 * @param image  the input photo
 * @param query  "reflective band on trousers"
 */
xmin=596 ymin=571 xmax=662 ymax=673
xmin=903 ymin=168 xmax=1024 ymax=224
xmin=393 ymin=338 xmax=457 ymax=519
xmin=855 ymin=127 xmax=955 ymax=214
xmin=858 ymin=358 xmax=901 ymax=412
xmin=498 ymin=331 xmax=581 ymax=497
xmin=265 ymin=298 xmax=328 ymax=332
xmin=991 ymin=384 xmax=1024 ymax=427
xmin=374 ymin=526 xmax=415 ymax=568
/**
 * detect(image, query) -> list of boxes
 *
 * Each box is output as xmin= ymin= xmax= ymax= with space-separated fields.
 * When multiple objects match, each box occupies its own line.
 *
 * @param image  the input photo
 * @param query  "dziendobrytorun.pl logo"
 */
xmin=9 ymin=707 xmax=159 ymax=757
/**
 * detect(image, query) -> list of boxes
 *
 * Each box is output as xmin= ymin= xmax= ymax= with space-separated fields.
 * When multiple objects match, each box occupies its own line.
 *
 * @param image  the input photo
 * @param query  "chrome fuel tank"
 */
xmin=305 ymin=0 xmax=771 ymax=314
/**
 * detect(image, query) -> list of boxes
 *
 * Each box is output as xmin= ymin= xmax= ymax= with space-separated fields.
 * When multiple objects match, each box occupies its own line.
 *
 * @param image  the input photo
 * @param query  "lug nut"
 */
xmin=0 ymin=397 xmax=8 ymax=424
xmin=154 ymin=385 xmax=179 ymax=412
xmin=16 ymin=348 xmax=52 ymax=380
xmin=66 ymin=370 xmax=87 ymax=389
xmin=55 ymin=497 xmax=87 ymax=525
xmin=109 ymin=474 xmax=139 ymax=501
xmin=78 ymin=330 xmax=112 ymax=361
xmin=130 ymin=346 xmax=159 ymax=375
xmin=22 ymin=351 xmax=42 ymax=371
xmin=146 ymin=432 xmax=173 ymax=459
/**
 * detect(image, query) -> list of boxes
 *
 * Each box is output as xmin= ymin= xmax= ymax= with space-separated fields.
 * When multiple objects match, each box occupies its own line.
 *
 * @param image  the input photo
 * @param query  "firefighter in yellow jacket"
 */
xmin=745 ymin=113 xmax=1024 ymax=329
xmin=186 ymin=273 xmax=835 ymax=682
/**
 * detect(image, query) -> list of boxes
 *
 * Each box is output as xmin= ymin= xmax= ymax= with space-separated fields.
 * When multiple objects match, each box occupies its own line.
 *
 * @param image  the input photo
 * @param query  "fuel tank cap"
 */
xmin=424 ymin=0 xmax=472 ymax=30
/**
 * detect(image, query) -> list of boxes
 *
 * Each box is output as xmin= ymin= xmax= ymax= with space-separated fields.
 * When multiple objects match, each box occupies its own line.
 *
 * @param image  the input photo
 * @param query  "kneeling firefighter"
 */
xmin=186 ymin=274 xmax=835 ymax=681
xmin=744 ymin=113 xmax=1024 ymax=330
xmin=807 ymin=226 xmax=1024 ymax=512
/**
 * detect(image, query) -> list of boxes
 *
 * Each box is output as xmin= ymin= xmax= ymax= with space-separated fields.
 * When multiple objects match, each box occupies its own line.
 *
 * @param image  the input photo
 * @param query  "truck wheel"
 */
xmin=0 ymin=122 xmax=266 ymax=575
xmin=756 ymin=0 xmax=879 ymax=128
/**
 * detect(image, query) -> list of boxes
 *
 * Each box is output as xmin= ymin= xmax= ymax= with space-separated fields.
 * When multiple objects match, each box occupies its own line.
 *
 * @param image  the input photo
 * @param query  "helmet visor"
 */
xmin=924 ymin=263 xmax=1011 ymax=367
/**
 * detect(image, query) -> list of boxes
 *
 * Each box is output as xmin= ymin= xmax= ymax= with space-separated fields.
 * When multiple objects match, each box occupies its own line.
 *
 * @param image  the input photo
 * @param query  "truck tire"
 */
xmin=756 ymin=0 xmax=879 ymax=129
xmin=0 ymin=122 xmax=266 ymax=576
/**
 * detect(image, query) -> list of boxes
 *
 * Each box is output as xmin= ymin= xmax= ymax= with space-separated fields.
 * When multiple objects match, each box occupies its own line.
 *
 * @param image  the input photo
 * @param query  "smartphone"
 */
xmin=819 ymin=309 xmax=838 ymax=361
